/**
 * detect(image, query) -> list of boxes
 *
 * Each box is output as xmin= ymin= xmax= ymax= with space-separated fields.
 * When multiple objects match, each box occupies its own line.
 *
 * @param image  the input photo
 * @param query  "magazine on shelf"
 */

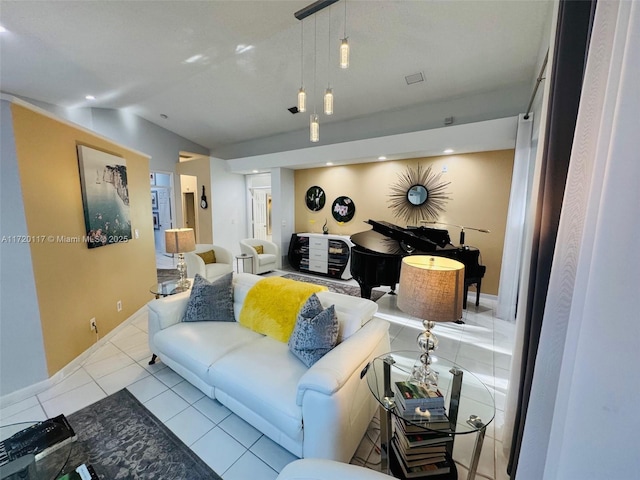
xmin=391 ymin=439 xmax=452 ymax=478
xmin=392 ymin=437 xmax=446 ymax=467
xmin=394 ymin=417 xmax=452 ymax=448
xmin=394 ymin=381 xmax=445 ymax=408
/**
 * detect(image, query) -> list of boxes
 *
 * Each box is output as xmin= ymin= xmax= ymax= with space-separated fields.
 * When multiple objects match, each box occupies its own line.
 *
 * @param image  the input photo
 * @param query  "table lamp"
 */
xmin=397 ymin=256 xmax=465 ymax=389
xmin=165 ymin=228 xmax=196 ymax=289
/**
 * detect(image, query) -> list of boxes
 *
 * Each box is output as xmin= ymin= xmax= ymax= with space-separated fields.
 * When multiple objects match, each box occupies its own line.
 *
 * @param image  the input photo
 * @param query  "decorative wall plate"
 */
xmin=305 ymin=186 xmax=326 ymax=211
xmin=388 ymin=164 xmax=451 ymax=224
xmin=332 ymin=196 xmax=356 ymax=223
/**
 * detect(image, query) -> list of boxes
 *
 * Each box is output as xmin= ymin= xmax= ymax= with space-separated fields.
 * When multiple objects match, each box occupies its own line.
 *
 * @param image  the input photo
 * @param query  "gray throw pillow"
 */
xmin=182 ymin=273 xmax=235 ymax=322
xmin=288 ymin=294 xmax=339 ymax=367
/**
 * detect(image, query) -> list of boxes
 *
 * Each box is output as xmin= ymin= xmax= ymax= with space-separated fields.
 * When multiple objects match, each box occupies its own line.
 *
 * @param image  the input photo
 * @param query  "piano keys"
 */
xmin=350 ymin=220 xmax=486 ymax=308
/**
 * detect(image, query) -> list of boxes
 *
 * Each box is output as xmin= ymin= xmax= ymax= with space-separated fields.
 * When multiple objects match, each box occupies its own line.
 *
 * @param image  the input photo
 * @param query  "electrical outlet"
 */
xmin=117 ymin=300 xmax=122 ymax=312
xmin=90 ymin=318 xmax=97 ymax=332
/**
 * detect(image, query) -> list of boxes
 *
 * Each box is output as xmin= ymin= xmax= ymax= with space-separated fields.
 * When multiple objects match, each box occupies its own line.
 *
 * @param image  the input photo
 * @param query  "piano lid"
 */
xmin=351 ymin=220 xmax=452 ymax=256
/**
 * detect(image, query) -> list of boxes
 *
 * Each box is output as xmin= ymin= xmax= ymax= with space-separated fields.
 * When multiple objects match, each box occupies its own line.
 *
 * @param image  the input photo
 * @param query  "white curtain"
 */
xmin=515 ymin=1 xmax=640 ymax=477
xmin=496 ymin=114 xmax=534 ymax=321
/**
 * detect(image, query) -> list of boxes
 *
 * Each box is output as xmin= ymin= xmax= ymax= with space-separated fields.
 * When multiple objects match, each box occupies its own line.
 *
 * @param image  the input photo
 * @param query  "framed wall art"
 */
xmin=332 ymin=196 xmax=356 ymax=223
xmin=77 ymin=145 xmax=132 ymax=248
xmin=305 ymin=186 xmax=326 ymax=211
xmin=151 ymin=190 xmax=159 ymax=210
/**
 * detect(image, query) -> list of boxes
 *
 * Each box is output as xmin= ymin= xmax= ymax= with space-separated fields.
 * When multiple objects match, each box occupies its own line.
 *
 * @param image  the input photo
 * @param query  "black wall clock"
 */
xmin=305 ymin=186 xmax=326 ymax=211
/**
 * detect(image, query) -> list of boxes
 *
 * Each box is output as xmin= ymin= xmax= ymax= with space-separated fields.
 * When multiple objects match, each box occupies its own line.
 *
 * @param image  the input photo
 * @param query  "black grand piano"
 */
xmin=350 ymin=220 xmax=486 ymax=308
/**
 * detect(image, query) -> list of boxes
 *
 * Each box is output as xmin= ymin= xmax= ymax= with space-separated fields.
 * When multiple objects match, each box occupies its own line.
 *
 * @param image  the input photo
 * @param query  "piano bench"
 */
xmin=464 ymin=277 xmax=482 ymax=309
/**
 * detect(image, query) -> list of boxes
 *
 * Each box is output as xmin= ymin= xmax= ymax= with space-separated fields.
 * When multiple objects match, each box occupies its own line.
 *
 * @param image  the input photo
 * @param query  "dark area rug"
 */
xmin=157 ymin=268 xmax=179 ymax=283
xmin=65 ymin=389 xmax=221 ymax=480
xmin=281 ymin=273 xmax=386 ymax=302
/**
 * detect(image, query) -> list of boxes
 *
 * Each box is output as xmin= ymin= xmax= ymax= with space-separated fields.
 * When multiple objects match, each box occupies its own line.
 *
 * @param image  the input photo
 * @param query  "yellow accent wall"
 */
xmin=11 ymin=104 xmax=157 ymax=375
xmin=294 ymin=150 xmax=515 ymax=295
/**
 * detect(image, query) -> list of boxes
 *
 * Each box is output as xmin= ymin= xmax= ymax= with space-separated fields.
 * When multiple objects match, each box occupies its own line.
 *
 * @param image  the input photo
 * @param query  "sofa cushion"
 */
xmin=208 ymin=337 xmax=308 ymax=439
xmin=153 ymin=322 xmax=263 ymax=383
xmin=196 ymin=249 xmax=217 ymax=264
xmin=183 ymin=273 xmax=234 ymax=322
xmin=258 ymin=253 xmax=276 ymax=266
xmin=288 ymin=295 xmax=339 ymax=367
xmin=239 ymin=277 xmax=327 ymax=343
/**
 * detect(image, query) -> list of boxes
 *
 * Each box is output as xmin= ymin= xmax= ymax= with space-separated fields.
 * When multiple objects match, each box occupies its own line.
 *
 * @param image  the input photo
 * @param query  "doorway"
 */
xmin=184 ymin=192 xmax=197 ymax=242
xmin=151 ymin=172 xmax=174 ymax=254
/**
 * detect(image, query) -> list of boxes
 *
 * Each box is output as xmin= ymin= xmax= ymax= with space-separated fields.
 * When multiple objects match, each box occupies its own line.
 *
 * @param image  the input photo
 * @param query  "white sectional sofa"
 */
xmin=147 ymin=273 xmax=390 ymax=462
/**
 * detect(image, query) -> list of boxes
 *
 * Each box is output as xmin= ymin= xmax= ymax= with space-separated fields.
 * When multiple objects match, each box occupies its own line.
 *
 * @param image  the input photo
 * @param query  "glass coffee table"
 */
xmin=0 ymin=421 xmax=76 ymax=480
xmin=365 ymin=351 xmax=495 ymax=479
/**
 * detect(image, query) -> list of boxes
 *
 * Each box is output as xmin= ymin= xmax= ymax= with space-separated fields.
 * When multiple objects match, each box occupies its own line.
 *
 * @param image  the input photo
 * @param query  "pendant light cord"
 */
xmin=300 ymin=20 xmax=304 ymax=87
xmin=313 ymin=15 xmax=317 ymax=114
xmin=327 ymin=8 xmax=331 ymax=86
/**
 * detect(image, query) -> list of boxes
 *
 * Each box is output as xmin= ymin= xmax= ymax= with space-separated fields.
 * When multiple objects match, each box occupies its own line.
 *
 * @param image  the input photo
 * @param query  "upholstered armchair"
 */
xmin=239 ymin=239 xmax=279 ymax=274
xmin=184 ymin=244 xmax=233 ymax=282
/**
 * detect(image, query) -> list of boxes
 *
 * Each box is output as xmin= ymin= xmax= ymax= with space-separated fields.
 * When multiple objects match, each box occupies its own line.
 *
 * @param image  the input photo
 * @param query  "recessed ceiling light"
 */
xmin=378 ymin=156 xmax=387 ymax=161
xmin=85 ymin=95 xmax=95 ymax=100
xmin=184 ymin=54 xmax=204 ymax=64
xmin=160 ymin=114 xmax=168 ymax=119
xmin=252 ymin=170 xmax=259 ymax=173
xmin=326 ymin=162 xmax=334 ymax=166
xmin=443 ymin=149 xmax=454 ymax=154
xmin=0 ymin=25 xmax=8 ymax=33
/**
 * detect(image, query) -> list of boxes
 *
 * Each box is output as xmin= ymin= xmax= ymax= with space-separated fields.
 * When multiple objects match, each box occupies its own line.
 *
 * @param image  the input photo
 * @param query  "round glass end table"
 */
xmin=0 ymin=421 xmax=76 ymax=480
xmin=149 ymin=279 xmax=191 ymax=299
xmin=365 ymin=351 xmax=495 ymax=480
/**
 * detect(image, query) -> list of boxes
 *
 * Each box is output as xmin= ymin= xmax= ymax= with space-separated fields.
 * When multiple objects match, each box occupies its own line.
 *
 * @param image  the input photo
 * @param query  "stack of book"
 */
xmin=391 ymin=381 xmax=454 ymax=478
xmin=393 ymin=381 xmax=449 ymax=427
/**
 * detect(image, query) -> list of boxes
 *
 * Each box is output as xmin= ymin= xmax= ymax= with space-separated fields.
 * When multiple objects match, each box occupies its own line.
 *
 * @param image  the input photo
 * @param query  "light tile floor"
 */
xmin=0 ymin=264 xmax=514 ymax=480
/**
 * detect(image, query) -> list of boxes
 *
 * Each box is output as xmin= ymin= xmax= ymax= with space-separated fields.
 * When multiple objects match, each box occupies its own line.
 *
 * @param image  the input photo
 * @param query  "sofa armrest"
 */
xmin=147 ymin=291 xmax=191 ymax=350
xmin=296 ymin=317 xmax=389 ymax=405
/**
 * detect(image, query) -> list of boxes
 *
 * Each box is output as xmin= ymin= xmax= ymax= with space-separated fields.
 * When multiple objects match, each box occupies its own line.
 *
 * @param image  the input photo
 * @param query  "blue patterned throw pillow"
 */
xmin=288 ymin=293 xmax=339 ymax=367
xmin=182 ymin=273 xmax=235 ymax=322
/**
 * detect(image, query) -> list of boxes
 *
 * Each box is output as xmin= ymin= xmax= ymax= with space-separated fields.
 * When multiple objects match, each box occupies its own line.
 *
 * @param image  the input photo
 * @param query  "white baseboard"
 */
xmin=0 ymin=305 xmax=148 ymax=409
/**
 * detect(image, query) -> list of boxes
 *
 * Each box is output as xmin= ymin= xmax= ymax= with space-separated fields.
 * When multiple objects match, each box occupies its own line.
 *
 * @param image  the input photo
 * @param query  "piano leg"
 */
xmin=475 ymin=279 xmax=482 ymax=306
xmin=358 ymin=283 xmax=373 ymax=300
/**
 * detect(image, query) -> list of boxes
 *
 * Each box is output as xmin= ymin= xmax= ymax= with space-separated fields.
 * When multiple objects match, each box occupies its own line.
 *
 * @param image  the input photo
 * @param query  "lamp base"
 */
xmin=176 ymin=253 xmax=190 ymax=289
xmin=412 ymin=320 xmax=439 ymax=390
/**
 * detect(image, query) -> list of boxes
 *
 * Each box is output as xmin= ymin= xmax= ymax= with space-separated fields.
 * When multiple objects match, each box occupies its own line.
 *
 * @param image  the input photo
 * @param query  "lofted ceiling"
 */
xmin=0 ymin=1 xmax=553 ymax=158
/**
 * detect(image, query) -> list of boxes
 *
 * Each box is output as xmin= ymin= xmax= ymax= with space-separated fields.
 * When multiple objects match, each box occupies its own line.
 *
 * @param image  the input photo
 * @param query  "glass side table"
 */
xmin=0 ymin=421 xmax=75 ymax=480
xmin=365 ymin=351 xmax=495 ymax=479
xmin=149 ymin=279 xmax=191 ymax=299
xmin=235 ymin=254 xmax=254 ymax=274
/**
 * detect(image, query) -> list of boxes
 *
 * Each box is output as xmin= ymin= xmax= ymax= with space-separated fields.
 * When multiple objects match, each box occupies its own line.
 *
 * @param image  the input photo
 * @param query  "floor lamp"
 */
xmin=165 ymin=228 xmax=196 ymax=289
xmin=397 ymin=256 xmax=465 ymax=389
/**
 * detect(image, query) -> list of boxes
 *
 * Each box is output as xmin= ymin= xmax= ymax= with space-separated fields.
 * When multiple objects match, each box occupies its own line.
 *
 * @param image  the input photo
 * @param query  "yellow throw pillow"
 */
xmin=254 ymin=245 xmax=264 ymax=255
xmin=196 ymin=250 xmax=217 ymax=264
xmin=239 ymin=277 xmax=327 ymax=343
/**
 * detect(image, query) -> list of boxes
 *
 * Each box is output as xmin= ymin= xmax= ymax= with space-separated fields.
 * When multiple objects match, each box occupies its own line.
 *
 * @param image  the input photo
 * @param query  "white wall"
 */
xmin=213 ymin=83 xmax=531 ymax=160
xmin=0 ymin=100 xmax=49 ymax=396
xmin=271 ymin=168 xmax=295 ymax=268
xmin=209 ymin=157 xmax=247 ymax=256
xmin=90 ymin=108 xmax=209 ymax=172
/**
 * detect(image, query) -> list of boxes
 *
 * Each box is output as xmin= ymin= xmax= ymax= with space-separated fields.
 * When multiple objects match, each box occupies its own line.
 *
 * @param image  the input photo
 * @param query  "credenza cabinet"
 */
xmin=288 ymin=233 xmax=354 ymax=280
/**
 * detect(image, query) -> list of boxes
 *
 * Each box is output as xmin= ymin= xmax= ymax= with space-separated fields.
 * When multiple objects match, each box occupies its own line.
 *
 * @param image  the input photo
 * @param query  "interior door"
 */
xmin=156 ymin=188 xmax=172 ymax=253
xmin=252 ymin=189 xmax=267 ymax=240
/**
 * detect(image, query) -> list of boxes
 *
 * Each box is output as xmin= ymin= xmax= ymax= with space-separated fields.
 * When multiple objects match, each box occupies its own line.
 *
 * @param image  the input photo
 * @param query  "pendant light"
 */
xmin=324 ymin=7 xmax=334 ymax=115
xmin=339 ymin=0 xmax=349 ymax=69
xmin=297 ymin=20 xmax=306 ymax=113
xmin=310 ymin=15 xmax=320 ymax=142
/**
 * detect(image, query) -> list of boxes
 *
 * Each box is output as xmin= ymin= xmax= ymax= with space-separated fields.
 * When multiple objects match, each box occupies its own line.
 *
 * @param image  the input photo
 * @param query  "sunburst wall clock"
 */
xmin=388 ymin=164 xmax=451 ymax=224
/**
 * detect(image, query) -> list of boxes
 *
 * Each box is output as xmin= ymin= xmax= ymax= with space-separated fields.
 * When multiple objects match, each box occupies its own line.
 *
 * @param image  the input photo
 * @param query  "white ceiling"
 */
xmin=0 ymin=1 xmax=552 ymax=158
